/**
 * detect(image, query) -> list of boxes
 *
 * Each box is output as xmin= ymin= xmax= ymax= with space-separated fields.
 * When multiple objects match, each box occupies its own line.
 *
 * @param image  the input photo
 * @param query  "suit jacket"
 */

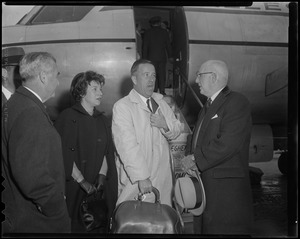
xmin=192 ymin=86 xmax=254 ymax=235
xmin=2 ymin=91 xmax=8 ymax=107
xmin=2 ymin=86 xmax=71 ymax=233
xmin=142 ymin=26 xmax=172 ymax=61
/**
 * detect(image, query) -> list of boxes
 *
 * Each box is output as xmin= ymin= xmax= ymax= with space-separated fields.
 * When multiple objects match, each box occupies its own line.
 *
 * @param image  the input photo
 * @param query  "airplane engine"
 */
xmin=249 ymin=125 xmax=274 ymax=163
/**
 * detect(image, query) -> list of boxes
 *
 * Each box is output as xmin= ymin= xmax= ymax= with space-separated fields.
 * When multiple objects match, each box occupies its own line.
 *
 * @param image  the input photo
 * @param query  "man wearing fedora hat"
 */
xmin=181 ymin=60 xmax=254 ymax=235
xmin=2 ymin=47 xmax=25 ymax=107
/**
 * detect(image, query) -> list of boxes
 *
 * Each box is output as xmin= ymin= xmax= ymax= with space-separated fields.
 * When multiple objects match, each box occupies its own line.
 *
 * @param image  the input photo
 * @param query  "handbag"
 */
xmin=80 ymin=188 xmax=108 ymax=232
xmin=110 ymin=186 xmax=183 ymax=234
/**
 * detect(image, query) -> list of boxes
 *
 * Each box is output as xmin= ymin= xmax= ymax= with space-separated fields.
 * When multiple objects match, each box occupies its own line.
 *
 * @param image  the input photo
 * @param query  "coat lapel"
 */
xmin=198 ymin=87 xmax=231 ymax=141
xmin=17 ymin=86 xmax=54 ymax=124
xmin=129 ymin=89 xmax=149 ymax=112
xmin=129 ymin=90 xmax=162 ymax=113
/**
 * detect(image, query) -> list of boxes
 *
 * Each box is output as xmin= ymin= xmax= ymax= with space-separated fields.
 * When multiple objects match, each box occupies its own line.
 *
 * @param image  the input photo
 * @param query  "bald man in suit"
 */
xmin=181 ymin=60 xmax=254 ymax=236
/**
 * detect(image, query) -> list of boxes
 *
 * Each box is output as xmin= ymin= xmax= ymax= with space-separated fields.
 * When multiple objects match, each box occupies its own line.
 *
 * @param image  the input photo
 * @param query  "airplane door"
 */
xmin=172 ymin=7 xmax=188 ymax=108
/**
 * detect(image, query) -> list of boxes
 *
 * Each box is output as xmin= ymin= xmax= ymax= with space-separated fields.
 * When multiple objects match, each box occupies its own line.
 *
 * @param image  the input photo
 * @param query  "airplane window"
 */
xmin=30 ymin=6 xmax=93 ymax=24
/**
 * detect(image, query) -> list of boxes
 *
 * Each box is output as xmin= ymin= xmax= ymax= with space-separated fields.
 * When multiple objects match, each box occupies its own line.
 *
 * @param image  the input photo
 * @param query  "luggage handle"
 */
xmin=137 ymin=186 xmax=161 ymax=204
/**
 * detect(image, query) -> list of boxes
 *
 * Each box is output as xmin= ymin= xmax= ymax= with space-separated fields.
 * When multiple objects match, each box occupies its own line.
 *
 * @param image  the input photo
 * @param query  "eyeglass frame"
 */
xmin=196 ymin=71 xmax=215 ymax=78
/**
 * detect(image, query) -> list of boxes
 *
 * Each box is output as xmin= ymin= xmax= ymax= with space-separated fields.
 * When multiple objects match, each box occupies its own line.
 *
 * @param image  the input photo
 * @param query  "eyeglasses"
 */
xmin=196 ymin=72 xmax=215 ymax=78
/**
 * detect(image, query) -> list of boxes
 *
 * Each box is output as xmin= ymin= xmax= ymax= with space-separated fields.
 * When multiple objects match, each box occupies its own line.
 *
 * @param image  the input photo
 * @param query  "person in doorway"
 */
xmin=112 ymin=59 xmax=182 ymax=207
xmin=142 ymin=16 xmax=173 ymax=95
xmin=181 ymin=60 xmax=254 ymax=235
xmin=54 ymin=71 xmax=118 ymax=233
xmin=2 ymin=52 xmax=71 ymax=233
xmin=161 ymin=20 xmax=173 ymax=43
xmin=135 ymin=22 xmax=143 ymax=59
xmin=2 ymin=47 xmax=25 ymax=107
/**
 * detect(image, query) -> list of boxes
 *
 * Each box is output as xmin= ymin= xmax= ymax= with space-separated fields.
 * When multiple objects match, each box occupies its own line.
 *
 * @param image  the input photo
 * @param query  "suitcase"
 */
xmin=110 ymin=187 xmax=183 ymax=234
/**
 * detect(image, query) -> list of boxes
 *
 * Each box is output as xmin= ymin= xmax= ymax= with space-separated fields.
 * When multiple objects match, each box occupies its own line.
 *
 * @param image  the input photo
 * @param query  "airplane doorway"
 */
xmin=133 ymin=6 xmax=189 ymax=102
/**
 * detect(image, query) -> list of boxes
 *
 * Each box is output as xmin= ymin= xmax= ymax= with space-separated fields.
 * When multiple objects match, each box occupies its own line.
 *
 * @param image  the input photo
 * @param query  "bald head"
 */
xmin=196 ymin=60 xmax=229 ymax=98
xmin=201 ymin=60 xmax=228 ymax=86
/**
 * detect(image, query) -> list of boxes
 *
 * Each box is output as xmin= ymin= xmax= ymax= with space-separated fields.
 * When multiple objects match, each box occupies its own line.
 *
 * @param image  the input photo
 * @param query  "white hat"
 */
xmin=174 ymin=173 xmax=206 ymax=216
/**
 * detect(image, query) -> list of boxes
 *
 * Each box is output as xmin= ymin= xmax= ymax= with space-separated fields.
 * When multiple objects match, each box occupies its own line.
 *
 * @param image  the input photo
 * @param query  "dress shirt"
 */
xmin=2 ymin=86 xmax=12 ymax=100
xmin=134 ymin=89 xmax=153 ymax=111
xmin=210 ymin=87 xmax=225 ymax=103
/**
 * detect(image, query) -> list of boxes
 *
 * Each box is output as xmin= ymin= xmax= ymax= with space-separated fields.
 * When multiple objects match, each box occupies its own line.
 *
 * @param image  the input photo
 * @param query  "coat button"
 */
xmin=72 ymin=120 xmax=76 ymax=123
xmin=70 ymin=148 xmax=75 ymax=151
xmin=97 ymin=138 xmax=102 ymax=142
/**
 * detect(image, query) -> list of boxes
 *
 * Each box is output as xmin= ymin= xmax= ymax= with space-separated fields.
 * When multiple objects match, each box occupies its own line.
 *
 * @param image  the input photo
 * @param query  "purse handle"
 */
xmin=137 ymin=186 xmax=160 ymax=204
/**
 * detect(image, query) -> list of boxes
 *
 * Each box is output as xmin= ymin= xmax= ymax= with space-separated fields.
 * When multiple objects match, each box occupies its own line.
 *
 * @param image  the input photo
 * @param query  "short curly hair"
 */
xmin=70 ymin=71 xmax=105 ymax=102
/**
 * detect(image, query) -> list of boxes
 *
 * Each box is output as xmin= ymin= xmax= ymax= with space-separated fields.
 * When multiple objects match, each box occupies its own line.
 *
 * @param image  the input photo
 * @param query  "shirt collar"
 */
xmin=210 ymin=87 xmax=225 ymax=102
xmin=2 ymin=86 xmax=13 ymax=100
xmin=133 ymin=89 xmax=151 ymax=106
xmin=23 ymin=86 xmax=43 ymax=102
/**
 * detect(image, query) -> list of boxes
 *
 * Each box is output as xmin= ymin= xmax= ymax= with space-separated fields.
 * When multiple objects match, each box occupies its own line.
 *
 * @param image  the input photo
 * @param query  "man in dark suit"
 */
xmin=181 ymin=60 xmax=254 ymax=235
xmin=2 ymin=47 xmax=25 ymax=107
xmin=142 ymin=16 xmax=173 ymax=95
xmin=2 ymin=52 xmax=71 ymax=234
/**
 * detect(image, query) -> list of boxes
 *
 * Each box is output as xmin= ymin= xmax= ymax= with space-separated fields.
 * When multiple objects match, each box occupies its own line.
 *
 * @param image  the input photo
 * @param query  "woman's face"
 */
xmin=81 ymin=80 xmax=103 ymax=108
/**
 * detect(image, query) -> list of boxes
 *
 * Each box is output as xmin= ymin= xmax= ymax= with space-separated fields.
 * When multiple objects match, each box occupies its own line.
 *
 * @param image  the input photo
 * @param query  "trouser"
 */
xmin=151 ymin=60 xmax=167 ymax=94
xmin=193 ymin=215 xmax=203 ymax=234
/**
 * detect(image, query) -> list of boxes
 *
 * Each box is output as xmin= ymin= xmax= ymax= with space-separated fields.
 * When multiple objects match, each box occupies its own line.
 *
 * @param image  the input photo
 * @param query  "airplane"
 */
xmin=2 ymin=3 xmax=289 ymax=174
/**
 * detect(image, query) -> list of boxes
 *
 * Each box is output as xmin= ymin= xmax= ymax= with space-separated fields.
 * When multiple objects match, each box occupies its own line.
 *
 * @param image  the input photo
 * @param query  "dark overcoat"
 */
xmin=142 ymin=26 xmax=172 ymax=93
xmin=2 ymin=86 xmax=71 ymax=233
xmin=189 ymin=86 xmax=254 ymax=235
xmin=54 ymin=103 xmax=118 ymax=232
xmin=142 ymin=26 xmax=172 ymax=61
xmin=2 ymin=91 xmax=7 ymax=107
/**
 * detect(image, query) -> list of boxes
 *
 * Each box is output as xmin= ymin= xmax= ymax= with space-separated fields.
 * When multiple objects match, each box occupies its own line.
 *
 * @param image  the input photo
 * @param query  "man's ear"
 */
xmin=39 ymin=71 xmax=47 ymax=84
xmin=211 ymin=72 xmax=218 ymax=84
xmin=131 ymin=75 xmax=137 ymax=85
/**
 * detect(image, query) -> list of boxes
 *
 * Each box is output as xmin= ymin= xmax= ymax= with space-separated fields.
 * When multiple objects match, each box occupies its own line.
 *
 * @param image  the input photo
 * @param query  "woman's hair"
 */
xmin=70 ymin=70 xmax=105 ymax=102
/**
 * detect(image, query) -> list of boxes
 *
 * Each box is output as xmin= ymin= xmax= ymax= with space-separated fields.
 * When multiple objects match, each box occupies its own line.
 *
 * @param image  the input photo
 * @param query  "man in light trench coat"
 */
xmin=112 ymin=59 xmax=182 ymax=206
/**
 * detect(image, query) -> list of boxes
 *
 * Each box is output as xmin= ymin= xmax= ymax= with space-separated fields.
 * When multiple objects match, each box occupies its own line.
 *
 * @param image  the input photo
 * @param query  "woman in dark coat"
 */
xmin=54 ymin=71 xmax=118 ymax=233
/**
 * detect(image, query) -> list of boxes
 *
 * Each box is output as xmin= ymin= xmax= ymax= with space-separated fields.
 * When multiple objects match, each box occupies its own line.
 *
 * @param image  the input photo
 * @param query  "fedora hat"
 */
xmin=2 ymin=47 xmax=25 ymax=66
xmin=174 ymin=173 xmax=206 ymax=216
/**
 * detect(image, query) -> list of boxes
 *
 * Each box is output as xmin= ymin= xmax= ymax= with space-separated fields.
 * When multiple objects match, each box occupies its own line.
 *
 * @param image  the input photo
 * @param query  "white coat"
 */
xmin=112 ymin=89 xmax=182 ymax=206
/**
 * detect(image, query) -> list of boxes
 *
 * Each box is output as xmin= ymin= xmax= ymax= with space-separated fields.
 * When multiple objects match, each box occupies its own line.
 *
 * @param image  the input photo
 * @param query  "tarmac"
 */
xmin=181 ymin=153 xmax=296 ymax=238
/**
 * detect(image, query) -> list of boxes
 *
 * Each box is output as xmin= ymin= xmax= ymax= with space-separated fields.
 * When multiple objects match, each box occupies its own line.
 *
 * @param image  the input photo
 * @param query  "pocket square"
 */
xmin=211 ymin=114 xmax=218 ymax=119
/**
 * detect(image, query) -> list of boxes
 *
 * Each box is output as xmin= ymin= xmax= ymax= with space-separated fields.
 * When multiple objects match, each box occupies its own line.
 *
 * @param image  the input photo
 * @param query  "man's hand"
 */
xmin=150 ymin=109 xmax=169 ymax=132
xmin=94 ymin=173 xmax=106 ymax=191
xmin=180 ymin=154 xmax=198 ymax=173
xmin=79 ymin=179 xmax=97 ymax=195
xmin=138 ymin=178 xmax=152 ymax=195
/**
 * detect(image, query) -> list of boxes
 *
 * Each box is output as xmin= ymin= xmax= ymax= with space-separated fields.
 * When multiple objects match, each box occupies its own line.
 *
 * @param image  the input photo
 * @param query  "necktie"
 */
xmin=204 ymin=98 xmax=212 ymax=113
xmin=191 ymin=98 xmax=212 ymax=152
xmin=147 ymin=98 xmax=152 ymax=112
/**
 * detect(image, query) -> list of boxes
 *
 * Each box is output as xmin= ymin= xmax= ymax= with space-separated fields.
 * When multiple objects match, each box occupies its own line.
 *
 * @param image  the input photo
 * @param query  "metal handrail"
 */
xmin=175 ymin=66 xmax=203 ymax=108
